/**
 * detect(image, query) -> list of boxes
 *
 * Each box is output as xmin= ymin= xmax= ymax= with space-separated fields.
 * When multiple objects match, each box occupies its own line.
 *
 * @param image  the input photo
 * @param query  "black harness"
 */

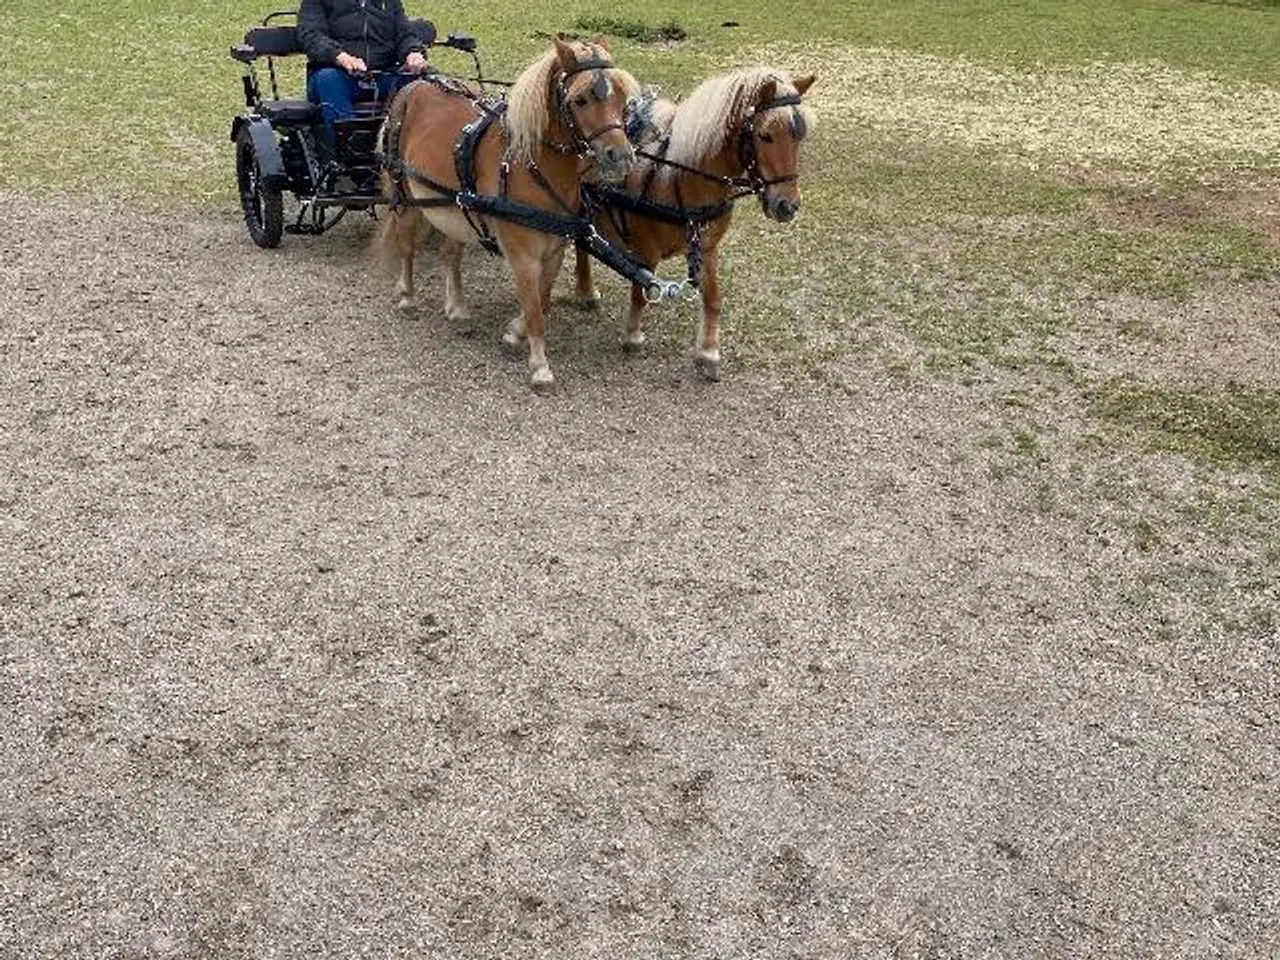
xmin=547 ymin=56 xmax=626 ymax=152
xmin=581 ymin=91 xmax=807 ymax=290
xmin=382 ymin=65 xmax=677 ymax=299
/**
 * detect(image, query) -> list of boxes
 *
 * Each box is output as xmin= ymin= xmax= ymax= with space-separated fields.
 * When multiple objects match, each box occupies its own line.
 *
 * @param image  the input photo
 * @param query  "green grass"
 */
xmin=1090 ymin=381 xmax=1280 ymax=471
xmin=5 ymin=0 xmax=1280 ymax=201
xmin=956 ymin=218 xmax=1280 ymax=299
xmin=571 ymin=16 xmax=688 ymax=44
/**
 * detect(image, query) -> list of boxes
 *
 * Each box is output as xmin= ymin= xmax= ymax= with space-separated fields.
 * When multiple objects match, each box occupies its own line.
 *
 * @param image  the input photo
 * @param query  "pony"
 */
xmin=375 ymin=37 xmax=641 ymax=390
xmin=572 ymin=67 xmax=816 ymax=380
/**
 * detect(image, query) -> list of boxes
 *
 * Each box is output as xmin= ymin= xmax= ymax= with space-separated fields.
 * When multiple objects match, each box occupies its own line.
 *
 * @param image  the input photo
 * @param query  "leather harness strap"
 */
xmin=381 ymin=66 xmax=668 ymax=295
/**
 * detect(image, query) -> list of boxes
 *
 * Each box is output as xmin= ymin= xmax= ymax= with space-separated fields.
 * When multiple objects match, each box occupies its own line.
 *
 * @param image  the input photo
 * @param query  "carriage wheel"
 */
xmin=235 ymin=127 xmax=284 ymax=248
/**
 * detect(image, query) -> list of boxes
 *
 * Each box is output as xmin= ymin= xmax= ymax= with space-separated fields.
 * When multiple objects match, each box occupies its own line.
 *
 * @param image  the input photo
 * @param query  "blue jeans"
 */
xmin=307 ymin=67 xmax=415 ymax=156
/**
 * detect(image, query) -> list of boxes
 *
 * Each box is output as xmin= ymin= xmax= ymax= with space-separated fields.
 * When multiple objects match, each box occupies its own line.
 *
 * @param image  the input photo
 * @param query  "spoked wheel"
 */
xmin=235 ymin=127 xmax=283 ymax=248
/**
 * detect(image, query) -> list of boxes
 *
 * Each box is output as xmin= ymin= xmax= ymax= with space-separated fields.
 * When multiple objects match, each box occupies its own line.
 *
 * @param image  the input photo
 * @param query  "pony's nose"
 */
xmin=770 ymin=196 xmax=800 ymax=222
xmin=604 ymin=144 xmax=634 ymax=168
xmin=598 ymin=144 xmax=635 ymax=182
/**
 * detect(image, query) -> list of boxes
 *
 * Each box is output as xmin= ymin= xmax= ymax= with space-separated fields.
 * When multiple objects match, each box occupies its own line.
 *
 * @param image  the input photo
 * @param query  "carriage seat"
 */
xmin=231 ymin=17 xmax=437 ymax=118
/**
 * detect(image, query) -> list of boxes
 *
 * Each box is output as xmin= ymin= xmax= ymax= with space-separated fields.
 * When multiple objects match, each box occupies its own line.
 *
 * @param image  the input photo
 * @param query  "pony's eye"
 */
xmin=758 ymin=131 xmax=774 ymax=144
xmin=573 ymin=95 xmax=589 ymax=108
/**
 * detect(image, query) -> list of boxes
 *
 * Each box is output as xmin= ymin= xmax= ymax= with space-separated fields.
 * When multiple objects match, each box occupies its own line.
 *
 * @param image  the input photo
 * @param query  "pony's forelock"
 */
xmin=757 ymin=97 xmax=817 ymax=143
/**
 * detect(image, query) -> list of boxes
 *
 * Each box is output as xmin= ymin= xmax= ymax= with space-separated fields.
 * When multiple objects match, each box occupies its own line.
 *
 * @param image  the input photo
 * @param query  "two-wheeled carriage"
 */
xmin=229 ymin=10 xmax=482 ymax=247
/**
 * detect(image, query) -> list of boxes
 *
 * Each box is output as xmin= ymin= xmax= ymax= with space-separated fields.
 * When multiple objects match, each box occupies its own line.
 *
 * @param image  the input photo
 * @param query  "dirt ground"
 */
xmin=1 ymin=196 xmax=1276 ymax=959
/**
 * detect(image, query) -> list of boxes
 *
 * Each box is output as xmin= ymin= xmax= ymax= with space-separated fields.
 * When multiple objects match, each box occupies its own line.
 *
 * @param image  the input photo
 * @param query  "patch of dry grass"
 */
xmin=755 ymin=42 xmax=1280 ymax=173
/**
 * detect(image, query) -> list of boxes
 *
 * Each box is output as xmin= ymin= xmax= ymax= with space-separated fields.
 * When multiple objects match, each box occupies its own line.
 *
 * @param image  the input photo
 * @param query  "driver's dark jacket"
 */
xmin=297 ymin=0 xmax=424 ymax=71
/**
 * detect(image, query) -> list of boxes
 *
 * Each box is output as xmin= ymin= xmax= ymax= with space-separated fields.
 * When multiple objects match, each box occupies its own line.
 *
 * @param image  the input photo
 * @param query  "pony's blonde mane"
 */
xmin=505 ymin=42 xmax=639 ymax=163
xmin=664 ymin=67 xmax=816 ymax=169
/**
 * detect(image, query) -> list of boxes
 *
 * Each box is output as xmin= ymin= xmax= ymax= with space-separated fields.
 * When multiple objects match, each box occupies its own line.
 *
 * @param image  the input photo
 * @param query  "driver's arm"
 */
xmin=297 ymin=0 xmax=342 ymax=65
xmin=393 ymin=2 xmax=428 ymax=69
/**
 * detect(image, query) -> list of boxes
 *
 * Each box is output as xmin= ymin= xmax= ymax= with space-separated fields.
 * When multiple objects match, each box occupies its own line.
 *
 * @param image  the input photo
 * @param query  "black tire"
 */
xmin=235 ymin=127 xmax=284 ymax=248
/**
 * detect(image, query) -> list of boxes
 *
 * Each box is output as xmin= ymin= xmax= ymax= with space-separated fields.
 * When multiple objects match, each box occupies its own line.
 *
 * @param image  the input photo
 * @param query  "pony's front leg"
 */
xmin=573 ymin=247 xmax=601 ymax=310
xmin=540 ymin=244 xmax=568 ymax=315
xmin=693 ymin=248 xmax=723 ymax=381
xmin=622 ymin=281 xmax=648 ymax=353
xmin=441 ymin=237 xmax=470 ymax=322
xmin=508 ymin=251 xmax=554 ymax=390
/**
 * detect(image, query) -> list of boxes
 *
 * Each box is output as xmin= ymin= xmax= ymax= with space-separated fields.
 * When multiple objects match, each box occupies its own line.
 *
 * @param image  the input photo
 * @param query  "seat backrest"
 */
xmin=244 ymin=24 xmax=303 ymax=57
xmin=409 ymin=18 xmax=437 ymax=47
xmin=235 ymin=16 xmax=433 ymax=63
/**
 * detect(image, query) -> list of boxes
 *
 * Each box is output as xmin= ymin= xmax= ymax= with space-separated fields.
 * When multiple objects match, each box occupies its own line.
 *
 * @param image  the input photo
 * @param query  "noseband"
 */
xmin=553 ymin=56 xmax=626 ymax=152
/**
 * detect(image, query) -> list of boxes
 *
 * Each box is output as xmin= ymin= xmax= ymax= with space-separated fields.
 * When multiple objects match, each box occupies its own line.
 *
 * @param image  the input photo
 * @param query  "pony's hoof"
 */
xmin=574 ymin=289 xmax=602 ymax=311
xmin=445 ymin=305 xmax=471 ymax=323
xmin=530 ymin=367 xmax=556 ymax=392
xmin=500 ymin=331 xmax=526 ymax=356
xmin=397 ymin=299 xmax=417 ymax=317
xmin=622 ymin=333 xmax=646 ymax=354
xmin=694 ymin=354 xmax=722 ymax=382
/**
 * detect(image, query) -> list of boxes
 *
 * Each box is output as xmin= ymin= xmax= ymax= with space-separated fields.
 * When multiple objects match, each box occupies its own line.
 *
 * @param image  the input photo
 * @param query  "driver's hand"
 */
xmin=335 ymin=51 xmax=368 ymax=74
xmin=404 ymin=51 xmax=428 ymax=73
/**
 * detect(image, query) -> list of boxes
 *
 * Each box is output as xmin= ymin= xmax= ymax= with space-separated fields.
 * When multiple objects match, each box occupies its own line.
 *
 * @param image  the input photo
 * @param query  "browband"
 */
xmin=562 ymin=57 xmax=614 ymax=76
xmin=750 ymin=92 xmax=805 ymax=115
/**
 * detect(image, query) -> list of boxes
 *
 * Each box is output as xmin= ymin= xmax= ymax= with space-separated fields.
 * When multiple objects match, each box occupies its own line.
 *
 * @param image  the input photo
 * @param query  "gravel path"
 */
xmin=1 ymin=197 xmax=1275 ymax=959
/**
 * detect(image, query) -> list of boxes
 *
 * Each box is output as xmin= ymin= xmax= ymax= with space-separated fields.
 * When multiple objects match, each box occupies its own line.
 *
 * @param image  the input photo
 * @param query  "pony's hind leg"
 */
xmin=573 ymin=247 xmax=601 ymax=310
xmin=693 ymin=247 xmax=723 ymax=380
xmin=391 ymin=209 xmax=421 ymax=315
xmin=440 ymin=237 xmax=470 ymax=322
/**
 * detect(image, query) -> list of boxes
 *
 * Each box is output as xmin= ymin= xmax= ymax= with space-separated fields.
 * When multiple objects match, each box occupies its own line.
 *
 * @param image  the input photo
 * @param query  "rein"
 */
xmin=382 ymin=65 xmax=678 ymax=301
xmin=632 ymin=92 xmax=806 ymax=194
xmin=584 ymin=90 xmax=808 ymax=292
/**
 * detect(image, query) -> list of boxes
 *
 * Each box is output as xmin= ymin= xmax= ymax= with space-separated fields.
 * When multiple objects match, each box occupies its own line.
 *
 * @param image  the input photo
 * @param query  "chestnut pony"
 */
xmin=573 ymin=68 xmax=816 ymax=380
xmin=375 ymin=38 xmax=640 ymax=390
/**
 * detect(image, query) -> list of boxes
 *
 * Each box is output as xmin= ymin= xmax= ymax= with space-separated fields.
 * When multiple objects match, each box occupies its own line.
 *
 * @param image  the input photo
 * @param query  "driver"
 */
xmin=298 ymin=0 xmax=430 ymax=153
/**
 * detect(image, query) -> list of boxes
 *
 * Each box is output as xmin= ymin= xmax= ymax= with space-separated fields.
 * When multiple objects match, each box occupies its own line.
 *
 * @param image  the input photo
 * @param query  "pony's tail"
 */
xmin=373 ymin=83 xmax=421 ymax=276
xmin=373 ymin=203 xmax=417 ymax=277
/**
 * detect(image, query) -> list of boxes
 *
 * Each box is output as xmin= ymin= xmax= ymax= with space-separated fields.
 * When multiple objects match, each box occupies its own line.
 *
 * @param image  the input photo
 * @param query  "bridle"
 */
xmin=550 ymin=56 xmax=627 ymax=154
xmin=581 ymin=87 xmax=809 ymax=300
xmin=737 ymin=92 xmax=805 ymax=192
xmin=634 ymin=91 xmax=807 ymax=199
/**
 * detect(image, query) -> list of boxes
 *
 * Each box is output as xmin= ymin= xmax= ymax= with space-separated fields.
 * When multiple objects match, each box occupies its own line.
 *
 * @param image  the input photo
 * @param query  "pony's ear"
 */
xmin=792 ymin=73 xmax=816 ymax=96
xmin=590 ymin=34 xmax=611 ymax=52
xmin=757 ymin=78 xmax=778 ymax=107
xmin=553 ymin=36 xmax=579 ymax=71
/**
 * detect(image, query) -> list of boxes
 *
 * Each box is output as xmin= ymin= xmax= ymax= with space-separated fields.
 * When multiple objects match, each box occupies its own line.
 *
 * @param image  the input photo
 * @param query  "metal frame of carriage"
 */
xmin=229 ymin=9 xmax=485 ymax=248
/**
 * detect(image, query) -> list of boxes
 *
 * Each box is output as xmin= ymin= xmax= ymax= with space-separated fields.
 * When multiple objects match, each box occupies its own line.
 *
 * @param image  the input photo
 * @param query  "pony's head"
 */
xmin=739 ymin=73 xmax=816 ymax=222
xmin=506 ymin=36 xmax=639 ymax=182
xmin=666 ymin=68 xmax=817 ymax=222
